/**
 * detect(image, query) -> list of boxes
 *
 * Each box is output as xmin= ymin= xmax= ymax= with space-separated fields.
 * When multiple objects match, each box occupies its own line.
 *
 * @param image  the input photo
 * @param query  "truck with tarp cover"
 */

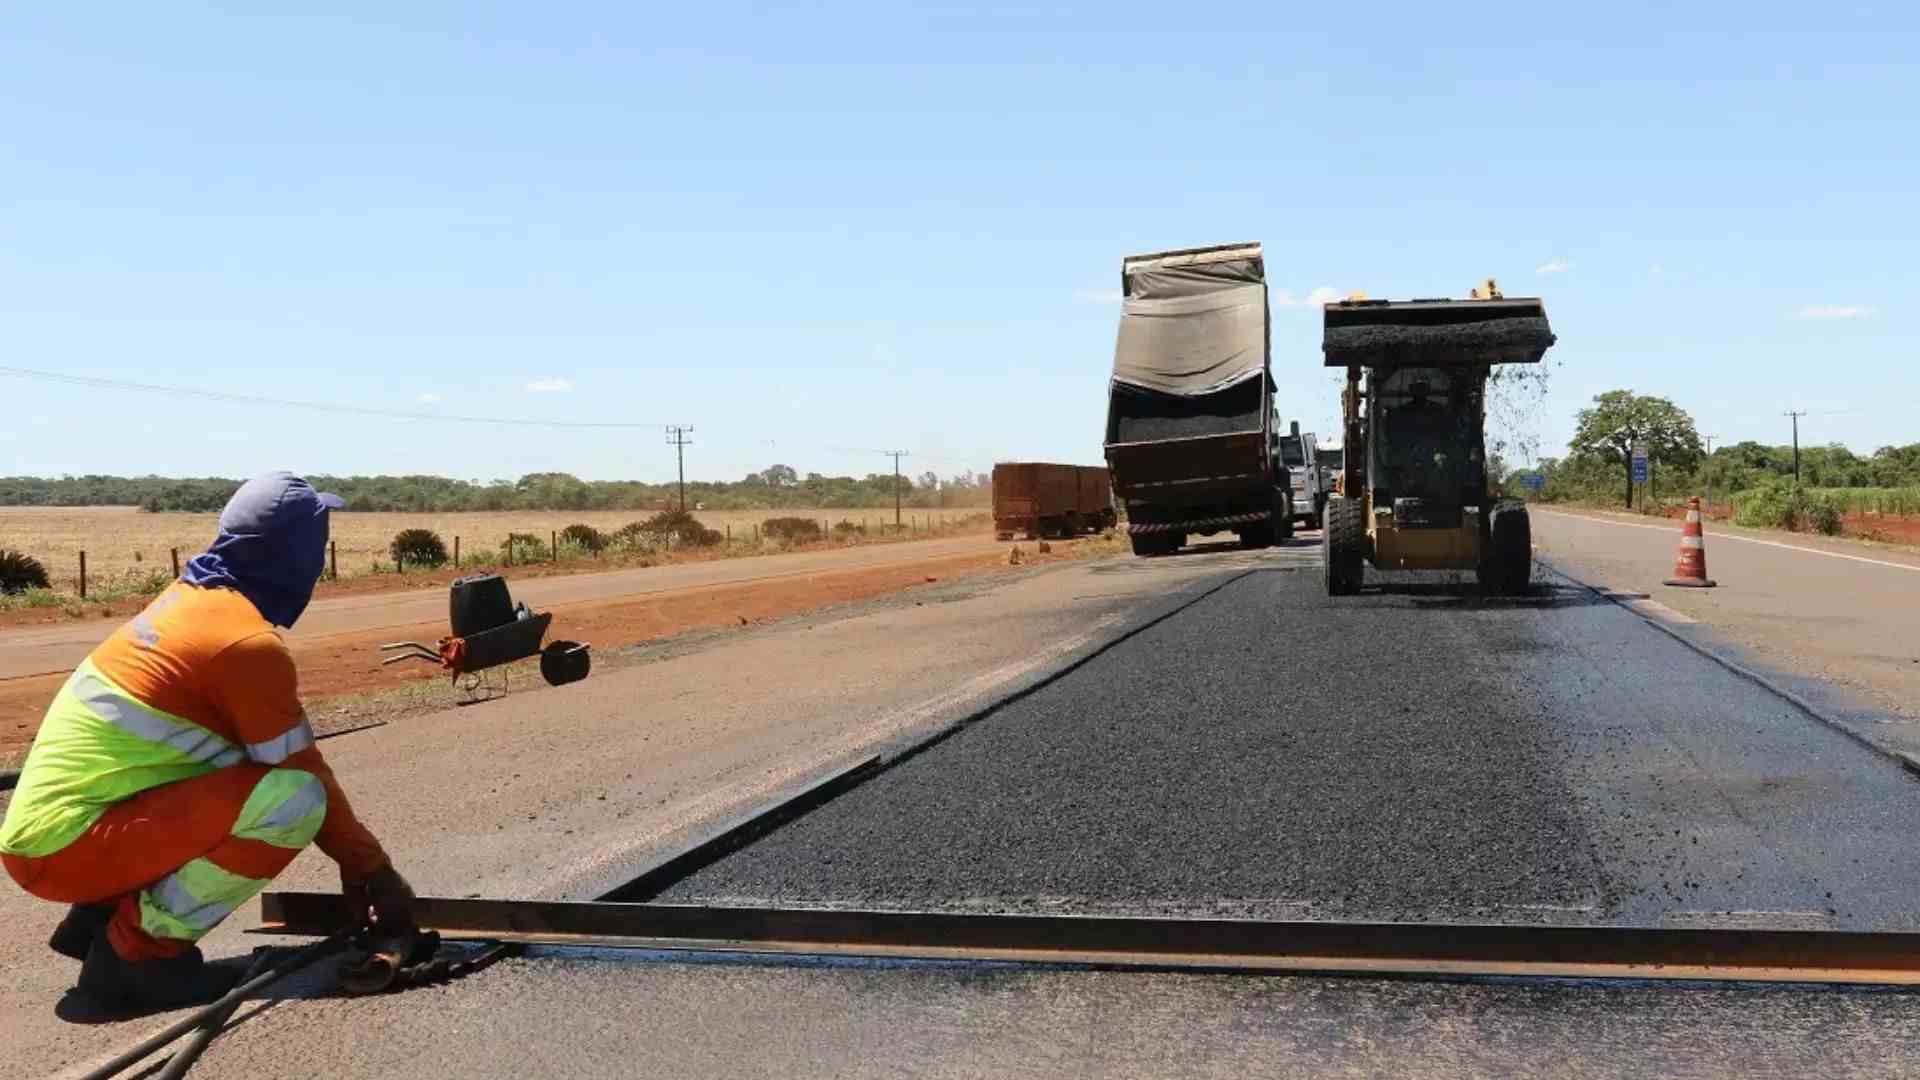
xmin=1103 ymin=242 xmax=1292 ymax=557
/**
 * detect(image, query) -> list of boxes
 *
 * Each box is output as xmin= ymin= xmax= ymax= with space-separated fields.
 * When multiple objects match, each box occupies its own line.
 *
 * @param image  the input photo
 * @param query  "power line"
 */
xmin=0 ymin=365 xmax=670 ymax=430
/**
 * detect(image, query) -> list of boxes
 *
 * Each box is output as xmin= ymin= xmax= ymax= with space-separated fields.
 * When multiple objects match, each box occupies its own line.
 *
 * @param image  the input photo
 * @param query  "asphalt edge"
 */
xmin=558 ymin=555 xmax=1258 ymax=900
xmin=633 ymin=562 xmax=1266 ymax=895
xmin=1535 ymin=554 xmax=1920 ymax=783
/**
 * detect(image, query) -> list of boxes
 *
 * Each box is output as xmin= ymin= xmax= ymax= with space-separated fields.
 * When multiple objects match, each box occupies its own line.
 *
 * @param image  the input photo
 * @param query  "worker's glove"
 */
xmin=342 ymin=863 xmax=417 ymax=930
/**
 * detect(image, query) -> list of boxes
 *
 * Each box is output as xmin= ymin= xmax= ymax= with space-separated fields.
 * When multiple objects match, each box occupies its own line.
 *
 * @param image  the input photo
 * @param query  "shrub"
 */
xmin=612 ymin=521 xmax=656 ymax=552
xmin=832 ymin=519 xmax=865 ymax=537
xmin=1807 ymin=493 xmax=1844 ymax=536
xmin=0 ymin=550 xmax=51 ymax=594
xmin=559 ymin=523 xmax=607 ymax=553
xmin=642 ymin=510 xmax=721 ymax=548
xmin=1735 ymin=477 xmax=1800 ymax=530
xmin=500 ymin=532 xmax=549 ymax=562
xmin=389 ymin=528 xmax=449 ymax=568
xmin=762 ymin=516 xmax=823 ymax=544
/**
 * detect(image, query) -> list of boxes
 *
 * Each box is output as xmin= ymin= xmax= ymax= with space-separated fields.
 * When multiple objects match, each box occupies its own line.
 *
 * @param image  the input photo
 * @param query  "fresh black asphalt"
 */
xmin=663 ymin=563 xmax=1920 ymax=928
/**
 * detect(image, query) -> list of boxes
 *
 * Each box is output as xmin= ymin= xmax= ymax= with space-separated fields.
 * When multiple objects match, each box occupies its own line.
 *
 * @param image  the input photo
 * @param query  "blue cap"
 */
xmin=217 ymin=472 xmax=344 ymax=533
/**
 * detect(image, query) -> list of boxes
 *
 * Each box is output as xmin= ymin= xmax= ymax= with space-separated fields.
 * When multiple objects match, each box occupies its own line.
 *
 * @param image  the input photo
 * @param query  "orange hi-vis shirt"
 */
xmin=0 ymin=581 xmax=387 ymax=878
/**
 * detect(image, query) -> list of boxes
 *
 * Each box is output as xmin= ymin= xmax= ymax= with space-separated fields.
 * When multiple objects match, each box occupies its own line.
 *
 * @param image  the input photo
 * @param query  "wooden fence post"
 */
xmin=170 ymin=548 xmax=180 ymax=577
xmin=330 ymin=541 xmax=337 ymax=580
xmin=726 ymin=524 xmax=732 ymax=544
xmin=506 ymin=537 xmax=513 ymax=567
xmin=551 ymin=530 xmax=557 ymax=562
xmin=753 ymin=524 xmax=759 ymax=544
xmin=79 ymin=551 xmax=87 ymax=599
xmin=455 ymin=536 xmax=461 ymax=566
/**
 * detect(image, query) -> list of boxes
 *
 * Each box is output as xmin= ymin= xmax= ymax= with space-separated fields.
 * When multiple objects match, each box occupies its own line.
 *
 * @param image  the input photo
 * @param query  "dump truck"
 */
xmin=1320 ymin=280 xmax=1556 ymax=595
xmin=1103 ymin=242 xmax=1292 ymax=557
xmin=992 ymin=463 xmax=1115 ymax=540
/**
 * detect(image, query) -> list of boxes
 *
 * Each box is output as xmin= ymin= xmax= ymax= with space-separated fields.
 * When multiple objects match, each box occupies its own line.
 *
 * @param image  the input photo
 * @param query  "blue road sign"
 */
xmin=1631 ymin=444 xmax=1650 ymax=484
xmin=1519 ymin=472 xmax=1546 ymax=491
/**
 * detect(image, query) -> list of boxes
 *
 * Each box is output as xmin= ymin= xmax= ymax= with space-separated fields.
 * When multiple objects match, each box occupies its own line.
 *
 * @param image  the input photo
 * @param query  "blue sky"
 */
xmin=2 ymin=3 xmax=1913 ymax=484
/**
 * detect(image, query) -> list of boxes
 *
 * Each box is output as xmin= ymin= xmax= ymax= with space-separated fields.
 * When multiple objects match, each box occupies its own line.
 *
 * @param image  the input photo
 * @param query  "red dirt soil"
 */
xmin=1 ymin=541 xmax=1078 ymax=765
xmin=1642 ymin=504 xmax=1920 ymax=547
xmin=0 ymin=527 xmax=989 ymax=632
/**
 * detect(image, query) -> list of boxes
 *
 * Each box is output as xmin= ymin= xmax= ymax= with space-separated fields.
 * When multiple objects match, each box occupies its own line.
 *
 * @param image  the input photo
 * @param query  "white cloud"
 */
xmin=415 ymin=392 xmax=443 ymax=404
xmin=1798 ymin=304 xmax=1875 ymax=320
xmin=1536 ymin=259 xmax=1572 ymax=275
xmin=524 ymin=377 xmax=575 ymax=393
xmin=1072 ymin=288 xmax=1122 ymax=305
xmin=1273 ymin=286 xmax=1346 ymax=309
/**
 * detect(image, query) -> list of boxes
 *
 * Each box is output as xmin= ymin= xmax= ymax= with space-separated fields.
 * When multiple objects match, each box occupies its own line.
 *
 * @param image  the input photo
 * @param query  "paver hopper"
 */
xmin=1320 ymin=281 xmax=1555 ymax=595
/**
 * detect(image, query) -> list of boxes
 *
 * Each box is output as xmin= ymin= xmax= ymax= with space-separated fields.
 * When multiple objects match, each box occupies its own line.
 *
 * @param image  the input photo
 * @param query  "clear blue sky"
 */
xmin=3 ymin=3 xmax=1913 ymax=484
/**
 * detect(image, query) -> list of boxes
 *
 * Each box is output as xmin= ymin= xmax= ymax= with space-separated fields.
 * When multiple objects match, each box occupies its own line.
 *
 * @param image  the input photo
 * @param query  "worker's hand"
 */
xmin=341 ymin=863 xmax=417 ymax=930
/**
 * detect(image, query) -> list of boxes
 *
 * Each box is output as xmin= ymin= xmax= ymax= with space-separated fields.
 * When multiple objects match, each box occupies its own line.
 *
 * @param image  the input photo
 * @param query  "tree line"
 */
xmin=1505 ymin=389 xmax=1920 ymax=507
xmin=0 ymin=467 xmax=997 ymax=513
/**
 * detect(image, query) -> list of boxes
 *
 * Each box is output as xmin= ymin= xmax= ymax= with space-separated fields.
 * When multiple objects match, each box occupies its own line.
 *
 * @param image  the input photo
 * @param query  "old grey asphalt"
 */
xmin=1531 ymin=508 xmax=1920 ymax=723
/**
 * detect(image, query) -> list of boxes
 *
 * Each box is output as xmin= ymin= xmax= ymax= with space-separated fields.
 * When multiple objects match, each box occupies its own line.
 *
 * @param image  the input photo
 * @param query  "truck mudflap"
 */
xmin=1126 ymin=511 xmax=1268 ymax=535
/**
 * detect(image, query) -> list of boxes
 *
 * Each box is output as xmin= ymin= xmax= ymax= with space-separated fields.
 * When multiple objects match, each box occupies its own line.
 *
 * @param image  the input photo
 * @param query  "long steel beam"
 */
xmin=257 ymin=893 xmax=1920 ymax=985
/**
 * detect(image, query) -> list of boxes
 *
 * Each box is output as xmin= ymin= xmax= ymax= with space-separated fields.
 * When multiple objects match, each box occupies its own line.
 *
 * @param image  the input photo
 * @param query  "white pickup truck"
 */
xmin=1275 ymin=422 xmax=1326 ymax=531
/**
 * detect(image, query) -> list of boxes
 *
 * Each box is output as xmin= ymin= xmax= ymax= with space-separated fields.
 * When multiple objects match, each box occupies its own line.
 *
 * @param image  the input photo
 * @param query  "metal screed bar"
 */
xmin=258 ymin=893 xmax=1920 ymax=985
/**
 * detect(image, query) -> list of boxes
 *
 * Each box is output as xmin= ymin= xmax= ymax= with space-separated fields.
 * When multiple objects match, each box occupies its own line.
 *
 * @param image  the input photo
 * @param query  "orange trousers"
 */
xmin=4 ymin=766 xmax=307 ymax=961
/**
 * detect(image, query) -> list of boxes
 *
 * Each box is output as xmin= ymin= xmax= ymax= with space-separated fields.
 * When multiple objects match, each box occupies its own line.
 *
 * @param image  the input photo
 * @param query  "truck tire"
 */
xmin=1064 ymin=511 xmax=1081 ymax=536
xmin=1275 ymin=492 xmax=1295 ymax=542
xmin=1323 ymin=495 xmax=1365 ymax=596
xmin=1480 ymin=503 xmax=1532 ymax=596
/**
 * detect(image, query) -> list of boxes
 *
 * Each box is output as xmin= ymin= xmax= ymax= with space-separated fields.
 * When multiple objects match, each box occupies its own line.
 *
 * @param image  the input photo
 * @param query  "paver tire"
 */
xmin=1324 ymin=495 xmax=1365 ymax=596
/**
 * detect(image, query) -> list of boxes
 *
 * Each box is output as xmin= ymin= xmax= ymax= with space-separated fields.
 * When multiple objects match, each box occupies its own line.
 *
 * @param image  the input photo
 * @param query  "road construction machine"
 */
xmin=1319 ymin=281 xmax=1555 ymax=596
xmin=1104 ymin=242 xmax=1293 ymax=556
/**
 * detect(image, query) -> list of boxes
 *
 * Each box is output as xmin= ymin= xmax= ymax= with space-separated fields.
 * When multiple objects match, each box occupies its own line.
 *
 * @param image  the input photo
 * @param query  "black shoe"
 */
xmin=49 ymin=904 xmax=112 ymax=961
xmin=77 ymin=931 xmax=240 ymax=1012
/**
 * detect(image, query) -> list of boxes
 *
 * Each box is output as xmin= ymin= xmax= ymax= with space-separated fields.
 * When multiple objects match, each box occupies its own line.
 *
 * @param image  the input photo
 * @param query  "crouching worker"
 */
xmin=1 ymin=472 xmax=413 ymax=1011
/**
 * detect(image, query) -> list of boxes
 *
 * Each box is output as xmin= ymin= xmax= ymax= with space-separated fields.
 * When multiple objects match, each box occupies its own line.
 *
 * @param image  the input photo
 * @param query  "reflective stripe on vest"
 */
xmin=137 ymin=770 xmax=327 ymax=942
xmin=235 ymin=768 xmax=328 ymax=847
xmin=69 ymin=662 xmax=244 ymax=769
xmin=246 ymin=714 xmax=316 ymax=765
xmin=141 ymin=856 xmax=259 ymax=938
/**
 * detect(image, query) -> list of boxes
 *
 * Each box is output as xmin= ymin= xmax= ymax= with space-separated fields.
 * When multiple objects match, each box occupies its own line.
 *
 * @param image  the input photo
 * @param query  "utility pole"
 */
xmin=1784 ymin=411 xmax=1806 ymax=484
xmin=1702 ymin=434 xmax=1716 ymax=512
xmin=666 ymin=426 xmax=694 ymax=511
xmin=885 ymin=450 xmax=908 ymax=528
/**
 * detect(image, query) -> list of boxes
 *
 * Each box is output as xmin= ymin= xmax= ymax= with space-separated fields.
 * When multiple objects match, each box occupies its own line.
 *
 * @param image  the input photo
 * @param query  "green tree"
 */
xmin=1569 ymin=390 xmax=1704 ymax=507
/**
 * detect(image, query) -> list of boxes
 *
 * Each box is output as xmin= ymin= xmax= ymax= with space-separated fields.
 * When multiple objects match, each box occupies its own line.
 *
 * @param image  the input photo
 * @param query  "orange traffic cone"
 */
xmin=1664 ymin=496 xmax=1716 ymax=588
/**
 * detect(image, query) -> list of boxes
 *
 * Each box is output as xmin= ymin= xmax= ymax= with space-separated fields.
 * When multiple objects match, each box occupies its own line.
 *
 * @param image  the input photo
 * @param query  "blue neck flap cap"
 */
xmin=182 ymin=471 xmax=344 ymax=628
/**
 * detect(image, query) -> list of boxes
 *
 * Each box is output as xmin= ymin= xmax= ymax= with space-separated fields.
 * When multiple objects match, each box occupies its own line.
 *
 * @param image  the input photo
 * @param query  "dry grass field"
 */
xmin=0 ymin=505 xmax=987 ymax=589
